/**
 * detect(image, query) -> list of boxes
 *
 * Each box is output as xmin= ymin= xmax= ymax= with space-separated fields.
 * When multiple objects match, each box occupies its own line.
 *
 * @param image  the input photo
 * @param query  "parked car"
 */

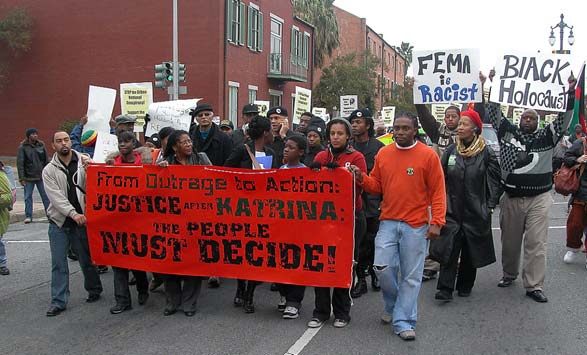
xmin=482 ymin=124 xmax=500 ymax=160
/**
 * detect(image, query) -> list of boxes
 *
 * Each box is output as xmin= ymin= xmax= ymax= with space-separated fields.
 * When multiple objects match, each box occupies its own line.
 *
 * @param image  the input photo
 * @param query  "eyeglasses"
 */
xmin=197 ymin=112 xmax=213 ymax=118
xmin=178 ymin=139 xmax=193 ymax=146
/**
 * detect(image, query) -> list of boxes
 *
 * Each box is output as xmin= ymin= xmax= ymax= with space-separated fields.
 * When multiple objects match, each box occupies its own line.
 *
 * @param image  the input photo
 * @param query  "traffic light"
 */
xmin=154 ymin=62 xmax=171 ymax=89
xmin=178 ymin=63 xmax=186 ymax=82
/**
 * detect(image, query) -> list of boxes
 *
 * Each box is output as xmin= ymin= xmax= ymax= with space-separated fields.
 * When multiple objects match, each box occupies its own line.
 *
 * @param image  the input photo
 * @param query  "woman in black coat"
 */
xmin=430 ymin=110 xmax=501 ymax=301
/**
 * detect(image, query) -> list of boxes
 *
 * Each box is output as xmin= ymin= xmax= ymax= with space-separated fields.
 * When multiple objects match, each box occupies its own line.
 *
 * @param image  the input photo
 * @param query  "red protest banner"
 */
xmin=85 ymin=165 xmax=355 ymax=288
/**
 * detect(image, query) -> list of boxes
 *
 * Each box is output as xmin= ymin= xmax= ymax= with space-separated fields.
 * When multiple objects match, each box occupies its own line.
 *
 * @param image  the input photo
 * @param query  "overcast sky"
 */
xmin=333 ymin=0 xmax=586 ymax=75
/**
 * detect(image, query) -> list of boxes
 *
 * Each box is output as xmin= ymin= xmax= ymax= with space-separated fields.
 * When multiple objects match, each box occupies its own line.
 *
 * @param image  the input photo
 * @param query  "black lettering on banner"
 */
xmin=150 ymin=235 xmax=167 ymax=260
xmin=222 ymin=239 xmax=243 ymax=265
xmin=199 ymin=239 xmax=220 ymax=263
xmin=303 ymin=244 xmax=324 ymax=272
xmin=280 ymin=243 xmax=301 ymax=269
xmin=245 ymin=241 xmax=263 ymax=266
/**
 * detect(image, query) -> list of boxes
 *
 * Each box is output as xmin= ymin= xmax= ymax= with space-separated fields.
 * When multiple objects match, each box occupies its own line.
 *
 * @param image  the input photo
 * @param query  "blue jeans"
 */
xmin=49 ymin=223 xmax=102 ymax=309
xmin=373 ymin=220 xmax=428 ymax=334
xmin=24 ymin=180 xmax=50 ymax=218
xmin=0 ymin=235 xmax=6 ymax=267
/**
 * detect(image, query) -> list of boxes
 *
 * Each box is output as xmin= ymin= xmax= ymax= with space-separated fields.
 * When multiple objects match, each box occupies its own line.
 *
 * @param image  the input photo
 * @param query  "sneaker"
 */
xmin=563 ymin=250 xmax=583 ymax=264
xmin=380 ymin=312 xmax=392 ymax=324
xmin=422 ymin=269 xmax=437 ymax=281
xmin=282 ymin=306 xmax=299 ymax=319
xmin=333 ymin=319 xmax=348 ymax=328
xmin=0 ymin=266 xmax=9 ymax=276
xmin=277 ymin=296 xmax=286 ymax=312
xmin=398 ymin=329 xmax=416 ymax=341
xmin=208 ymin=276 xmax=220 ymax=288
xmin=307 ymin=318 xmax=324 ymax=328
xmin=23 ymin=217 xmax=32 ymax=224
xmin=435 ymin=290 xmax=453 ymax=301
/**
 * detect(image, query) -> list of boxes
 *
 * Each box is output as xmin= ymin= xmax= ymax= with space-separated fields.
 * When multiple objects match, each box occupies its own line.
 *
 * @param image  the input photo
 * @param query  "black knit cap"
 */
xmin=25 ymin=128 xmax=38 ymax=137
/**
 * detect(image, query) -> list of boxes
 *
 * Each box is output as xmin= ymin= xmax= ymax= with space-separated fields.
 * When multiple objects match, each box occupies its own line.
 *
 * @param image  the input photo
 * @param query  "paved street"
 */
xmin=1 ymin=191 xmax=586 ymax=355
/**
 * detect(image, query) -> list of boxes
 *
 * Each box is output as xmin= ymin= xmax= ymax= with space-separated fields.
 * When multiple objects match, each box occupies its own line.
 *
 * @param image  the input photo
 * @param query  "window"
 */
xmin=248 ymin=86 xmax=257 ymax=103
xmin=269 ymin=92 xmax=282 ymax=108
xmin=270 ymin=17 xmax=282 ymax=73
xmin=291 ymin=28 xmax=309 ymax=67
xmin=302 ymin=33 xmax=310 ymax=68
xmin=226 ymin=0 xmax=245 ymax=45
xmin=247 ymin=6 xmax=263 ymax=52
xmin=229 ymin=84 xmax=239 ymax=125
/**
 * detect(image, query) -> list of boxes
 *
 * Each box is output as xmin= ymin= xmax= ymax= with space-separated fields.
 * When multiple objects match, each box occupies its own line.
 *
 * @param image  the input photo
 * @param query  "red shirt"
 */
xmin=314 ymin=148 xmax=367 ymax=212
xmin=113 ymin=152 xmax=142 ymax=165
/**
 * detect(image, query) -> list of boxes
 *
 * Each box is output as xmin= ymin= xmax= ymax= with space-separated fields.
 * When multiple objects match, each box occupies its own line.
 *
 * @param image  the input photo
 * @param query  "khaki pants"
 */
xmin=500 ymin=191 xmax=552 ymax=291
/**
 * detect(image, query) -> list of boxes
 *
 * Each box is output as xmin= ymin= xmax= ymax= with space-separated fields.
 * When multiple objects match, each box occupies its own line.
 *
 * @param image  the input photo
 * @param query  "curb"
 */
xmin=9 ymin=208 xmax=47 ymax=224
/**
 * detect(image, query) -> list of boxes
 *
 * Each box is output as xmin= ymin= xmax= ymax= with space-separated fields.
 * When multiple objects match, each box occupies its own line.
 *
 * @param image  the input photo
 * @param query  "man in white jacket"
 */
xmin=42 ymin=131 xmax=102 ymax=316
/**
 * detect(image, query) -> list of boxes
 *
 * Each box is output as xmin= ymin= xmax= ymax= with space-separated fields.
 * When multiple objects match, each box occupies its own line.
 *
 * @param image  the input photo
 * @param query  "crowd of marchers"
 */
xmin=2 ymin=70 xmax=583 ymax=342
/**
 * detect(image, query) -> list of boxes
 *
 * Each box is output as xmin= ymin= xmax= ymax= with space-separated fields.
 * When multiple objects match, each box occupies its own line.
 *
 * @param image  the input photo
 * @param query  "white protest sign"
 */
xmin=84 ymin=85 xmax=117 ymax=135
xmin=512 ymin=107 xmax=525 ymax=125
xmin=254 ymin=100 xmax=270 ymax=117
xmin=431 ymin=103 xmax=461 ymax=122
xmin=293 ymin=86 xmax=312 ymax=125
xmin=340 ymin=95 xmax=358 ymax=118
xmin=412 ymin=49 xmax=482 ymax=104
xmin=544 ymin=113 xmax=558 ymax=124
xmin=381 ymin=106 xmax=395 ymax=126
xmin=120 ymin=82 xmax=153 ymax=133
xmin=312 ymin=107 xmax=328 ymax=122
xmin=92 ymin=133 xmax=119 ymax=163
xmin=489 ymin=53 xmax=573 ymax=112
xmin=145 ymin=99 xmax=200 ymax=137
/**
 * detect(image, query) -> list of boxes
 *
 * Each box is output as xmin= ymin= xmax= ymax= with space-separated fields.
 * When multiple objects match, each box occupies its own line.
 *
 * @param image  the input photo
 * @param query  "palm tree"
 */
xmin=294 ymin=0 xmax=339 ymax=69
xmin=395 ymin=41 xmax=413 ymax=77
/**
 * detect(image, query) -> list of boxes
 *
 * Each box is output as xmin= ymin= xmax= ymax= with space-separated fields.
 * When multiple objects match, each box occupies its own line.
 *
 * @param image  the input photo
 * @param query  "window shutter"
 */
xmin=291 ymin=28 xmax=297 ymax=64
xmin=247 ymin=6 xmax=253 ymax=49
xmin=257 ymin=12 xmax=263 ymax=52
xmin=226 ymin=0 xmax=233 ymax=42
xmin=303 ymin=34 xmax=309 ymax=68
xmin=238 ymin=2 xmax=245 ymax=45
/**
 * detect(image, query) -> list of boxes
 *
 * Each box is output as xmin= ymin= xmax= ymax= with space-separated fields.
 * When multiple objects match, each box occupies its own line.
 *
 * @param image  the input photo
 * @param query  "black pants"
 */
xmin=437 ymin=232 xmax=477 ymax=292
xmin=313 ymin=287 xmax=351 ymax=322
xmin=284 ymin=284 xmax=306 ymax=308
xmin=163 ymin=275 xmax=204 ymax=312
xmin=354 ymin=211 xmax=367 ymax=262
xmin=113 ymin=267 xmax=148 ymax=306
xmin=357 ymin=216 xmax=379 ymax=275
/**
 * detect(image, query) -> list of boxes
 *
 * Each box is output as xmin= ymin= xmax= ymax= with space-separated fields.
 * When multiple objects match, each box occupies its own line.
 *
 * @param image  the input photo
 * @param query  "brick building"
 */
xmin=0 ymin=0 xmax=313 ymax=156
xmin=313 ymin=5 xmax=407 ymax=116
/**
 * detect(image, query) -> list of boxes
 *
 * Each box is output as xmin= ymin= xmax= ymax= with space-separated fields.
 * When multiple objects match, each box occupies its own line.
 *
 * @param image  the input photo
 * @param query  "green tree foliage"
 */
xmin=0 ymin=7 xmax=32 ymax=90
xmin=385 ymin=76 xmax=415 ymax=114
xmin=313 ymin=51 xmax=378 ymax=111
xmin=395 ymin=42 xmax=413 ymax=77
xmin=294 ymin=0 xmax=339 ymax=69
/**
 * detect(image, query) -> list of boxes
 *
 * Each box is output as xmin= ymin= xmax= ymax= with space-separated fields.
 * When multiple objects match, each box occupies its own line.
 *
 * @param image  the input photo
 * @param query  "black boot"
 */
xmin=369 ymin=267 xmax=381 ymax=291
xmin=234 ymin=280 xmax=246 ymax=307
xmin=243 ymin=282 xmax=257 ymax=313
xmin=351 ymin=277 xmax=368 ymax=298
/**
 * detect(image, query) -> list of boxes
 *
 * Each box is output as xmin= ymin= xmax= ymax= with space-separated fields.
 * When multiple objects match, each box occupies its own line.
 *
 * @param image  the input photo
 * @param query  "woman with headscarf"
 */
xmin=158 ymin=130 xmax=211 ymax=316
xmin=430 ymin=110 xmax=501 ymax=301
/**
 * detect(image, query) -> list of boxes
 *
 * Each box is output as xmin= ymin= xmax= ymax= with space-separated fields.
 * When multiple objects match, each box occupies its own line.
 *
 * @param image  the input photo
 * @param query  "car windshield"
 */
xmin=482 ymin=128 xmax=498 ymax=145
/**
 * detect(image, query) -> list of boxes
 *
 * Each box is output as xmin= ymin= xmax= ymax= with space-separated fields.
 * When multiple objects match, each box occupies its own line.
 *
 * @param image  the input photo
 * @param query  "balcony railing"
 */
xmin=267 ymin=53 xmax=308 ymax=82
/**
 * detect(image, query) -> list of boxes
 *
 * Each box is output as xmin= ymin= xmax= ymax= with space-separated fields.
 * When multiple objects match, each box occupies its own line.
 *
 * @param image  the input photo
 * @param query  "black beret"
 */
xmin=267 ymin=106 xmax=288 ymax=117
xmin=348 ymin=108 xmax=372 ymax=120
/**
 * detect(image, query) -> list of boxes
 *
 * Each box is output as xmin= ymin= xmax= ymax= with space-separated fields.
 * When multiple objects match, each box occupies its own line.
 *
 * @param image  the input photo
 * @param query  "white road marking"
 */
xmin=5 ymin=240 xmax=49 ymax=243
xmin=553 ymin=202 xmax=569 ymax=205
xmin=284 ymin=325 xmax=324 ymax=355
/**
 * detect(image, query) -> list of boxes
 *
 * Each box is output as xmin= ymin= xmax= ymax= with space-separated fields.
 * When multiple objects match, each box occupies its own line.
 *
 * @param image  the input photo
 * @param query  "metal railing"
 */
xmin=268 ymin=53 xmax=308 ymax=81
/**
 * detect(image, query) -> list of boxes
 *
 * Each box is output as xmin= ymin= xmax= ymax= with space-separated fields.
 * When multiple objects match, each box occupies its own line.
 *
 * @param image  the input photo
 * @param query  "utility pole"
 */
xmin=172 ymin=0 xmax=179 ymax=100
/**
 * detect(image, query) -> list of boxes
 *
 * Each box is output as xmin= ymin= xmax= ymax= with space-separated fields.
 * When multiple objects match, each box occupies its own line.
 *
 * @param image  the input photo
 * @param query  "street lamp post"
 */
xmin=549 ymin=13 xmax=575 ymax=54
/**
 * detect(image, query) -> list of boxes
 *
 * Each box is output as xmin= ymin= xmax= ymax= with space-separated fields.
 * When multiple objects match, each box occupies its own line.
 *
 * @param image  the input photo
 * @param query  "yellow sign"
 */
xmin=120 ymin=82 xmax=153 ymax=132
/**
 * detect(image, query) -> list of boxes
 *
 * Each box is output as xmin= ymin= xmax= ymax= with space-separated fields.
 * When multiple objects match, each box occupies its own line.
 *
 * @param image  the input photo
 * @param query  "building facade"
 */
xmin=0 ymin=0 xmax=313 ymax=156
xmin=313 ymin=5 xmax=407 ymax=116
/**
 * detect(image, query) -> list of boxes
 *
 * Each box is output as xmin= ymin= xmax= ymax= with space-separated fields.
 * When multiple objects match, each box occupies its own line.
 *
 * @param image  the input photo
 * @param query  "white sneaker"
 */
xmin=282 ymin=306 xmax=299 ymax=319
xmin=563 ymin=250 xmax=582 ymax=264
xmin=381 ymin=312 xmax=392 ymax=324
xmin=23 ymin=217 xmax=32 ymax=224
xmin=307 ymin=318 xmax=324 ymax=328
